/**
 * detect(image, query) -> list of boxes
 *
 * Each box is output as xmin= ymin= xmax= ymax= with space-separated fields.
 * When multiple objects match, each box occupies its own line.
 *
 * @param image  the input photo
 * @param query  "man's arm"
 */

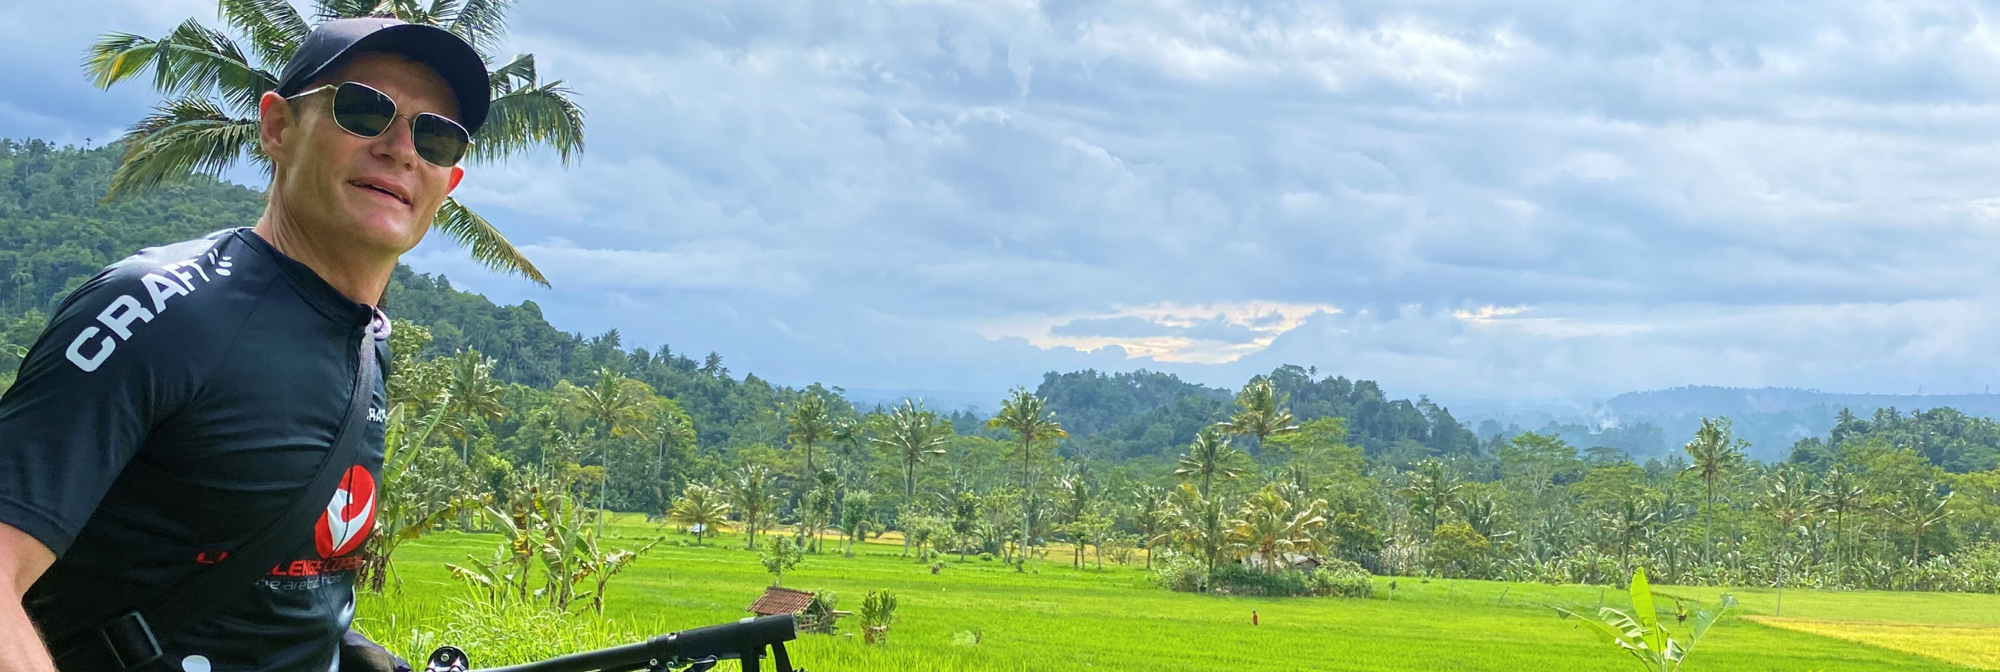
xmin=0 ymin=522 xmax=56 ymax=672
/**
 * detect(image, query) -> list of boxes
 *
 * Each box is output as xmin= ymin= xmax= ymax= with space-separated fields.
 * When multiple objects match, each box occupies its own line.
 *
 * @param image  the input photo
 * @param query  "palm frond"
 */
xmin=84 ymin=19 xmax=275 ymax=116
xmin=449 ymin=0 xmax=515 ymax=59
xmin=218 ymin=0 xmax=310 ymax=67
xmin=487 ymin=52 xmax=536 ymax=94
xmin=107 ymin=98 xmax=263 ymax=199
xmin=83 ymin=32 xmax=158 ymax=89
xmin=434 ymin=197 xmax=549 ymax=285
xmin=389 ymin=0 xmax=442 ymax=26
xmin=315 ymin=0 xmax=391 ymax=20
xmin=471 ymin=79 xmax=585 ymax=166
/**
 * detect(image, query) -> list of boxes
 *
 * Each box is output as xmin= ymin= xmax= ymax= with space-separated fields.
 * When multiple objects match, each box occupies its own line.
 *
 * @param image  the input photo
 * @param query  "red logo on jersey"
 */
xmin=314 ymin=466 xmax=376 ymax=558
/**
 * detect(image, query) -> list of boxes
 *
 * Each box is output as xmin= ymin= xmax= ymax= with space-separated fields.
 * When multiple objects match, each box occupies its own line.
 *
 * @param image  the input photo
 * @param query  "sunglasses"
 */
xmin=287 ymin=81 xmax=472 ymax=167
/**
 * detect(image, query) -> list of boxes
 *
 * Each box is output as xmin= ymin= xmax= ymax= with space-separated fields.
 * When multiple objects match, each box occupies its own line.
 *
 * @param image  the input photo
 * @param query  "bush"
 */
xmin=1911 ymin=542 xmax=2000 ymax=593
xmin=1150 ymin=553 xmax=1374 ymax=598
xmin=978 ymin=552 xmax=994 ymax=562
xmin=1150 ymin=552 xmax=1209 ymax=593
xmin=1209 ymin=564 xmax=1313 ymax=597
xmin=1308 ymin=559 xmax=1375 ymax=598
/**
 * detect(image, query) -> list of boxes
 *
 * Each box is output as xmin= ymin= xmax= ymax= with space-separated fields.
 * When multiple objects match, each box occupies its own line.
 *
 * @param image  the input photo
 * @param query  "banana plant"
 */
xmin=570 ymin=526 xmax=659 ymax=614
xmin=366 ymin=398 xmax=484 ymax=592
xmin=859 ymin=589 xmax=898 ymax=645
xmin=1556 ymin=568 xmax=1735 ymax=671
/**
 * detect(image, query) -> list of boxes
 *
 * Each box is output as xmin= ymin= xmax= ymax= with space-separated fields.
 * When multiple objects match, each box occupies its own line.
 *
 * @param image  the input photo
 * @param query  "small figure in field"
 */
xmin=1252 ymin=610 xmax=1259 ymax=626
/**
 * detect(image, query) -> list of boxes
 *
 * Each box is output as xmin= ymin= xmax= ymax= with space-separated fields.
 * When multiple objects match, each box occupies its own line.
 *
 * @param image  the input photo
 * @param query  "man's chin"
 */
xmin=335 ymin=213 xmax=426 ymax=255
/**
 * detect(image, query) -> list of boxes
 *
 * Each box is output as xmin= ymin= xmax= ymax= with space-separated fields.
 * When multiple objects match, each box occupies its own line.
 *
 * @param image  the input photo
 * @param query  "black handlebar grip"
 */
xmin=657 ymin=614 xmax=798 ymax=661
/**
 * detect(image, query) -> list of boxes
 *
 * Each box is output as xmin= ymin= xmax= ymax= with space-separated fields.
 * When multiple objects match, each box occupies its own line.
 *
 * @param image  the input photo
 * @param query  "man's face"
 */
xmin=262 ymin=52 xmax=465 ymax=258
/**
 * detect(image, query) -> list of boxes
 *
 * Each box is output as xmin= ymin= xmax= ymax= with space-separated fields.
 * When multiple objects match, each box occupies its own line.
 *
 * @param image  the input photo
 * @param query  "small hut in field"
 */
xmin=748 ymin=586 xmax=847 ymax=633
xmin=1242 ymin=552 xmax=1322 ymax=572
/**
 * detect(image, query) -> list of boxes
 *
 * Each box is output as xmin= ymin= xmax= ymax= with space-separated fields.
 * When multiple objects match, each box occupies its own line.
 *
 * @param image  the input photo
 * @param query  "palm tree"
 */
xmin=1128 ymin=484 xmax=1169 ymax=569
xmin=1598 ymin=497 xmax=1657 ymax=583
xmin=869 ymin=401 xmax=948 ymax=555
xmin=1214 ymin=378 xmax=1298 ymax=458
xmin=800 ymin=469 xmax=839 ymax=553
xmin=1158 ymin=483 xmax=1231 ymax=577
xmin=786 ymin=394 xmax=834 ymax=492
xmin=1054 ymin=471 xmax=1096 ymax=568
xmin=1815 ymin=466 xmax=1865 ymax=585
xmin=1648 ymin=490 xmax=1694 ymax=580
xmin=1174 ymin=427 xmax=1246 ymax=498
xmin=1397 ymin=458 xmax=1460 ymax=534
xmin=987 ymin=388 xmax=1066 ymax=561
xmin=1227 ymin=485 xmax=1326 ymax=575
xmin=1682 ymin=417 xmax=1745 ymax=565
xmin=442 ymin=348 xmax=506 ymax=462
xmin=699 ymin=352 xmax=728 ymax=378
xmin=567 ymin=368 xmax=655 ymax=536
xmin=666 ymin=483 xmax=730 ymax=546
xmin=1756 ymin=466 xmax=1813 ymax=616
xmin=82 ymin=0 xmax=586 ymax=284
xmin=1890 ymin=488 xmax=1951 ymax=569
xmin=650 ymin=404 xmax=697 ymax=500
xmin=568 ymin=368 xmax=654 ymax=439
xmin=727 ymin=464 xmax=781 ymax=550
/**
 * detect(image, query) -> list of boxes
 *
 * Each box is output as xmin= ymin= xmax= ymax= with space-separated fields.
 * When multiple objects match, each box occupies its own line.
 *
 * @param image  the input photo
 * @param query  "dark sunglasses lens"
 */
xmin=410 ymin=114 xmax=471 ymax=166
xmin=331 ymin=83 xmax=395 ymax=137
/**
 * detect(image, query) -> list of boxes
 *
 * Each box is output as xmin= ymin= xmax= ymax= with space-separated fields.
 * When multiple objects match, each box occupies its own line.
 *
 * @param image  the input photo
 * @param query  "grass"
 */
xmin=356 ymin=514 xmax=1997 ymax=671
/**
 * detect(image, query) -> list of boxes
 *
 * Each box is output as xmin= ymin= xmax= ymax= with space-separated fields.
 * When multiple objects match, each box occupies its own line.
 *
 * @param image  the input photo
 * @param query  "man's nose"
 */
xmin=368 ymin=115 xmax=421 ymax=167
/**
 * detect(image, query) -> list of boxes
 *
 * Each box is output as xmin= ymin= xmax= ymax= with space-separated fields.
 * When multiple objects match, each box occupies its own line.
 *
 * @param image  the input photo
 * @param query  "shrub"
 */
xmin=1428 ymin=521 xmax=1491 ymax=578
xmin=1151 ymin=553 xmax=1374 ymax=598
xmin=978 ymin=552 xmax=994 ymax=562
xmin=1911 ymin=542 xmax=2000 ymax=593
xmin=1149 ymin=552 xmax=1209 ymax=593
xmin=1209 ymin=564 xmax=1312 ymax=597
xmin=1307 ymin=559 xmax=1375 ymax=598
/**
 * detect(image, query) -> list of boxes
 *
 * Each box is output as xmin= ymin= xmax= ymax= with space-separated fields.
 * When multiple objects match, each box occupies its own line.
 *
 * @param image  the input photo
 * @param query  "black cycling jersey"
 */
xmin=0 ymin=228 xmax=389 ymax=672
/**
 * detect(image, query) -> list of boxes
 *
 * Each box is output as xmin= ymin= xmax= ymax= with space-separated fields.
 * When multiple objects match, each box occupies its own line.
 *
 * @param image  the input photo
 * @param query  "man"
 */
xmin=0 ymin=17 xmax=490 ymax=672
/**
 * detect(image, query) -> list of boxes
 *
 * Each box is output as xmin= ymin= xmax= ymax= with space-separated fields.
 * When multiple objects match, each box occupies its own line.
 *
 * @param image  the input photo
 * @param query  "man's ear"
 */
xmin=257 ymin=91 xmax=294 ymax=165
xmin=446 ymin=165 xmax=464 ymax=194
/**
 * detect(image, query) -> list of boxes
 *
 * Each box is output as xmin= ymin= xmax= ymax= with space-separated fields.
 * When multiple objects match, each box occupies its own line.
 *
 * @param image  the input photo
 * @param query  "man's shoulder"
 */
xmin=85 ymin=229 xmax=266 ymax=309
xmin=50 ymin=229 xmax=272 ymax=372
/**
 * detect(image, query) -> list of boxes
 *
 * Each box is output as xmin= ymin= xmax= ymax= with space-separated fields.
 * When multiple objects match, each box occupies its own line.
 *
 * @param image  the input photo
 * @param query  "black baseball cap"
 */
xmin=275 ymin=18 xmax=491 ymax=134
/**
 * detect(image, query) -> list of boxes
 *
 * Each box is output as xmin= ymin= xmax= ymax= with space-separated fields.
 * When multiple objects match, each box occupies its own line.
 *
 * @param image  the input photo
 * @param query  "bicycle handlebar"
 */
xmin=439 ymin=614 xmax=800 ymax=672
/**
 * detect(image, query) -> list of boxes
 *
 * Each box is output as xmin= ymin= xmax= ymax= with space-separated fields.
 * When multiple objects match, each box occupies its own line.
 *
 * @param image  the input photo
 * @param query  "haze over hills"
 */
xmin=1605 ymin=386 xmax=2000 ymax=418
xmin=4 ymin=139 xmax=1991 ymax=466
xmin=1447 ymin=386 xmax=2000 ymax=463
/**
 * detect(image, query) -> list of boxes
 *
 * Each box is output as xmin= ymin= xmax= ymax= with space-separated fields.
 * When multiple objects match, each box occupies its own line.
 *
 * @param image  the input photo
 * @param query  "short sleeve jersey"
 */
xmin=0 ymin=228 xmax=389 ymax=672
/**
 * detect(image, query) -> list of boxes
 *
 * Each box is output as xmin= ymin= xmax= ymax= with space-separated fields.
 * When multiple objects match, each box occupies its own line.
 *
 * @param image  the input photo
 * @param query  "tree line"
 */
xmin=4 ymin=138 xmax=1998 ymax=597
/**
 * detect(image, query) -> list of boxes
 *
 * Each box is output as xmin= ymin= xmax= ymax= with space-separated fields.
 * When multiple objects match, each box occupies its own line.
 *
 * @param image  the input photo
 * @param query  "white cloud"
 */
xmin=985 ymin=301 xmax=1338 ymax=364
xmin=20 ymin=0 xmax=2000 ymax=398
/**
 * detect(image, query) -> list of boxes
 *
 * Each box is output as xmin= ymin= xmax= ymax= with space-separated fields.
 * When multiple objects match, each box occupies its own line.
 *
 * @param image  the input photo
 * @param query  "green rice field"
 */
xmin=355 ymin=515 xmax=2000 ymax=671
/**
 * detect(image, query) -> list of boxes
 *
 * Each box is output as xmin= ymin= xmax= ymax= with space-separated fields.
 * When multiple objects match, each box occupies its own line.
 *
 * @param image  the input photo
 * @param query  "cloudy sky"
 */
xmin=8 ymin=0 xmax=2000 ymax=401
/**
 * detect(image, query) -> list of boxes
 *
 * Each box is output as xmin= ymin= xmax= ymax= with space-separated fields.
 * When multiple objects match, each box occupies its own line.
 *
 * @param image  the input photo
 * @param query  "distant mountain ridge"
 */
xmin=1608 ymin=386 xmax=2000 ymax=417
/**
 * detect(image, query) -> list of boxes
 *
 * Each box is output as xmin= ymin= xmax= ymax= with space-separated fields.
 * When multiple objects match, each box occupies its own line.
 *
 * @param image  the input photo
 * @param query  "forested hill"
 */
xmin=0 ymin=139 xmax=829 ymax=450
xmin=1036 ymin=365 xmax=1481 ymax=462
xmin=0 ymin=138 xmax=1499 ymax=463
xmin=9 ymin=138 xmax=1995 ymax=473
